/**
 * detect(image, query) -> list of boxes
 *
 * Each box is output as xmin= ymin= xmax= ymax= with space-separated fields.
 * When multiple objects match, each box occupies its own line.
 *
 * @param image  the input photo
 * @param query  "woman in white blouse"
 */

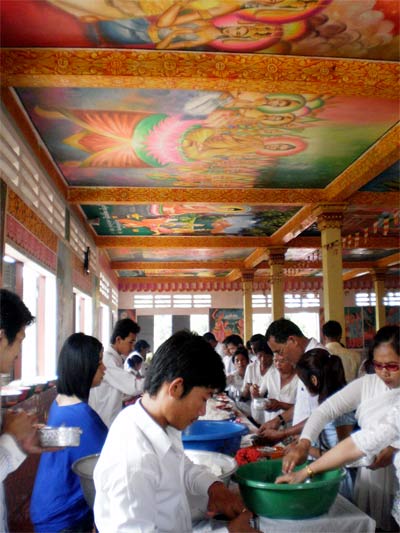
xmin=276 ymin=399 xmax=400 ymax=527
xmin=283 ymin=325 xmax=400 ymax=531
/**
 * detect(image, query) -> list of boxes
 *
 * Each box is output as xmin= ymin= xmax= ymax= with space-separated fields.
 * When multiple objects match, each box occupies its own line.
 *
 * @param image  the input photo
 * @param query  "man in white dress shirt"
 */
xmin=258 ymin=318 xmax=327 ymax=441
xmin=94 ymin=330 xmax=260 ymax=533
xmin=89 ymin=318 xmax=142 ymax=427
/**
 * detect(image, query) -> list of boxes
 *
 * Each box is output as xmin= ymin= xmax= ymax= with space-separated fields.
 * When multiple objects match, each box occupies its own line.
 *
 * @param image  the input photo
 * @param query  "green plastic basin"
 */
xmin=234 ymin=458 xmax=345 ymax=519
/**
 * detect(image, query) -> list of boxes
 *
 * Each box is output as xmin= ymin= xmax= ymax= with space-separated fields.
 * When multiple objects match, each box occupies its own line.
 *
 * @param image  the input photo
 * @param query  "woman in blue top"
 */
xmin=30 ymin=333 xmax=107 ymax=532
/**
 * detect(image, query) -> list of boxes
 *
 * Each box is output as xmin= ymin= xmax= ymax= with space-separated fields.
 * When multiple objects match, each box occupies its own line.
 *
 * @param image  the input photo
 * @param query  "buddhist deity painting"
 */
xmin=2 ymin=1 xmax=398 ymax=60
xmin=16 ymin=87 xmax=398 ymax=190
xmin=108 ymin=248 xmax=254 ymax=261
xmin=210 ymin=308 xmax=244 ymax=341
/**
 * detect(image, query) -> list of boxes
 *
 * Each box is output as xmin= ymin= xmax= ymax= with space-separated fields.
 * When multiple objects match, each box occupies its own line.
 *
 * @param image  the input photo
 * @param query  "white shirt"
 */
xmin=94 ymin=401 xmax=226 ymax=533
xmin=259 ymin=367 xmax=298 ymax=423
xmin=243 ymin=359 xmax=273 ymax=389
xmin=301 ymin=373 xmax=400 ymax=443
xmin=89 ymin=345 xmax=143 ymax=428
xmin=325 ymin=341 xmax=361 ymax=382
xmin=352 ymin=401 xmax=400 ymax=526
xmin=292 ymin=338 xmax=326 ymax=425
xmin=0 ymin=433 xmax=26 ymax=532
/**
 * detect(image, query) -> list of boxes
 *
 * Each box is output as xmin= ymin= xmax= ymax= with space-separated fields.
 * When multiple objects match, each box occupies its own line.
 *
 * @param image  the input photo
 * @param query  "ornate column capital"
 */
xmin=312 ymin=203 xmax=347 ymax=231
xmin=370 ymin=267 xmax=386 ymax=283
xmin=267 ymin=247 xmax=287 ymax=266
xmin=241 ymin=270 xmax=255 ymax=283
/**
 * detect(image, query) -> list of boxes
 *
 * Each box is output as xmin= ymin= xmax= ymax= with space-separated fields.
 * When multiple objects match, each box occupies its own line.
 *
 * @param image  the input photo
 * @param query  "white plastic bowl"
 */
xmin=184 ymin=449 xmax=237 ymax=484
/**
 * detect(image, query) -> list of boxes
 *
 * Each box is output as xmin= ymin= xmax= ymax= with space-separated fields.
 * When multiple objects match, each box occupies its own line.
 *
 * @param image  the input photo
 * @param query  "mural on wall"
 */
xmin=1 ymin=1 xmax=398 ymax=60
xmin=345 ymin=306 xmax=400 ymax=349
xmin=108 ymin=247 xmax=255 ymax=262
xmin=82 ymin=204 xmax=298 ymax=236
xmin=16 ymin=87 xmax=398 ymax=189
xmin=210 ymin=308 xmax=244 ymax=342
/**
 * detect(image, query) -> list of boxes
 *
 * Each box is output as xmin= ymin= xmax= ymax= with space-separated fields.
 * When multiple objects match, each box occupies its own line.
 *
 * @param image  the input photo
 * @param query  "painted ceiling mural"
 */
xmin=16 ymin=87 xmax=398 ymax=189
xmin=82 ymin=204 xmax=298 ymax=236
xmin=1 ymin=0 xmax=399 ymax=60
xmin=108 ymin=248 xmax=255 ymax=261
xmin=1 ymin=0 xmax=399 ymax=285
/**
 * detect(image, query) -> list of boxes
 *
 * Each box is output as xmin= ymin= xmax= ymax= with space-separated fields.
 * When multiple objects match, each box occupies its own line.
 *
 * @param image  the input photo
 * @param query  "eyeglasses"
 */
xmin=372 ymin=361 xmax=400 ymax=372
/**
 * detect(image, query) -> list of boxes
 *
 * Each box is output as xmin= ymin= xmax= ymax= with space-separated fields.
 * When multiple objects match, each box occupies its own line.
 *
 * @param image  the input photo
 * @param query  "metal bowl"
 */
xmin=38 ymin=425 xmax=82 ymax=447
xmin=1 ymin=388 xmax=22 ymax=407
xmin=72 ymin=453 xmax=99 ymax=508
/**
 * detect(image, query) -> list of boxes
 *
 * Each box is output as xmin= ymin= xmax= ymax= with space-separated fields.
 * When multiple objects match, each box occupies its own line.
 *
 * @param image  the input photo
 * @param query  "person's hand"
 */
xmin=207 ymin=481 xmax=243 ymax=519
xmin=227 ymin=509 xmax=261 ymax=533
xmin=275 ymin=468 xmax=308 ymax=485
xmin=259 ymin=417 xmax=280 ymax=432
xmin=281 ymin=440 xmax=310 ymax=474
xmin=265 ymin=399 xmax=281 ymax=411
xmin=368 ymin=446 xmax=395 ymax=470
xmin=2 ymin=409 xmax=41 ymax=453
xmin=257 ymin=426 xmax=284 ymax=444
xmin=250 ymin=384 xmax=260 ymax=399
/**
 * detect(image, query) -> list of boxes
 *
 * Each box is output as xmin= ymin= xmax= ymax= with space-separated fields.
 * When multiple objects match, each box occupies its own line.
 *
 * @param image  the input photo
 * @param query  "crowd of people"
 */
xmin=1 ymin=287 xmax=399 ymax=532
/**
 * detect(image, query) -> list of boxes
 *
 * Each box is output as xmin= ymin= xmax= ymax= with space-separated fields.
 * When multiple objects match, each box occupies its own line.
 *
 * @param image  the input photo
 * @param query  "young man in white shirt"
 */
xmin=89 ymin=318 xmax=142 ymax=427
xmin=94 ymin=330 xmax=260 ymax=533
xmin=0 ymin=289 xmax=38 ymax=531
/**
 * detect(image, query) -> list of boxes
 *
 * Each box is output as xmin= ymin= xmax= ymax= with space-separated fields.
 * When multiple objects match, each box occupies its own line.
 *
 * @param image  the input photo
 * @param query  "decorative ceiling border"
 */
xmin=1 ymin=50 xmax=399 ymax=99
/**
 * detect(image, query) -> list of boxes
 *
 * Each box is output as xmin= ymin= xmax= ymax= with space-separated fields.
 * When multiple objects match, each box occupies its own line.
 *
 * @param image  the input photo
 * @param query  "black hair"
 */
xmin=135 ymin=339 xmax=150 ymax=352
xmin=296 ymin=348 xmax=346 ymax=404
xmin=254 ymin=338 xmax=273 ymax=356
xmin=0 ymin=289 xmax=35 ymax=344
xmin=110 ymin=318 xmax=140 ymax=344
xmin=371 ymin=325 xmax=399 ymax=356
xmin=265 ymin=318 xmax=304 ymax=343
xmin=127 ymin=354 xmax=143 ymax=370
xmin=233 ymin=346 xmax=250 ymax=364
xmin=57 ymin=333 xmax=103 ymax=401
xmin=223 ymin=334 xmax=243 ymax=347
xmin=322 ymin=320 xmax=342 ymax=339
xmin=144 ymin=330 xmax=226 ymax=397
xmin=248 ymin=333 xmax=266 ymax=353
xmin=203 ymin=332 xmax=217 ymax=343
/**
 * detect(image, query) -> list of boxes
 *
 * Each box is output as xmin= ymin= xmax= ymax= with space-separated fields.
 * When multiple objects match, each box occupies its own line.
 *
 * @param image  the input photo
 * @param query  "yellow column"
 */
xmin=268 ymin=248 xmax=286 ymax=321
xmin=241 ymin=271 xmax=254 ymax=343
xmin=314 ymin=205 xmax=346 ymax=332
xmin=370 ymin=268 xmax=386 ymax=330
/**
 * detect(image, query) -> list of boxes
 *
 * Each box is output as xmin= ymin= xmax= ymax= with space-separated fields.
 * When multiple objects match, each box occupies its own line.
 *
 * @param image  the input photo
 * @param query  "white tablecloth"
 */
xmin=258 ymin=494 xmax=376 ymax=532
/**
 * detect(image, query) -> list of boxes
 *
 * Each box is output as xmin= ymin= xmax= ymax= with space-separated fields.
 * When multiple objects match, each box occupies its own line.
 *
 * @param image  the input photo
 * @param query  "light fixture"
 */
xmin=83 ymin=247 xmax=90 ymax=275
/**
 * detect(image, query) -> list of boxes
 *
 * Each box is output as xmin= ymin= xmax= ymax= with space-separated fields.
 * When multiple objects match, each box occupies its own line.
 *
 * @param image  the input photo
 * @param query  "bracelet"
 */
xmin=278 ymin=414 xmax=285 ymax=426
xmin=306 ymin=464 xmax=314 ymax=479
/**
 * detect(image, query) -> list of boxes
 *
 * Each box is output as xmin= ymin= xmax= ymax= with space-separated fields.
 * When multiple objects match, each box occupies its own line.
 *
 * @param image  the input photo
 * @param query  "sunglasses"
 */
xmin=372 ymin=361 xmax=400 ymax=372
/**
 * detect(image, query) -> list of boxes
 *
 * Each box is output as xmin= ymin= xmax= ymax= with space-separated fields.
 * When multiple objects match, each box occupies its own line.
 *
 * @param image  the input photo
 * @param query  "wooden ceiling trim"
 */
xmin=325 ymin=124 xmax=400 ymax=201
xmin=244 ymin=248 xmax=269 ymax=269
xmin=349 ymin=192 xmax=400 ymax=208
xmin=95 ymin=235 xmax=271 ymax=248
xmin=1 ymin=50 xmax=399 ymax=99
xmin=272 ymin=205 xmax=315 ymax=243
xmin=376 ymin=252 xmax=400 ymax=268
xmin=291 ymin=235 xmax=399 ymax=249
xmin=69 ymin=187 xmax=325 ymax=205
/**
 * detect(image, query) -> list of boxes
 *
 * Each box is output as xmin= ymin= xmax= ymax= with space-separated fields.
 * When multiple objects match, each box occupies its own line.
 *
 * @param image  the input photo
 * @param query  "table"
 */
xmin=257 ymin=494 xmax=376 ymax=533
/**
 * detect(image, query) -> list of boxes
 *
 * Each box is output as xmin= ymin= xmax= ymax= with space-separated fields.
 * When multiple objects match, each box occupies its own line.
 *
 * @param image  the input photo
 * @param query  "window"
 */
xmin=5 ymin=245 xmax=57 ymax=380
xmin=153 ymin=315 xmax=172 ymax=350
xmin=73 ymin=288 xmax=93 ymax=335
xmin=190 ymin=314 xmax=209 ymax=334
xmin=355 ymin=292 xmax=376 ymax=307
xmin=253 ymin=313 xmax=271 ymax=335
xmin=286 ymin=312 xmax=320 ymax=341
xmin=134 ymin=293 xmax=211 ymax=309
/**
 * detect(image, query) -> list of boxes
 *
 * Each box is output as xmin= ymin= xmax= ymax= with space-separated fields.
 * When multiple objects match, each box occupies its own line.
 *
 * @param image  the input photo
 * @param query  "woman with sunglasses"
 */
xmin=282 ymin=325 xmax=400 ymax=531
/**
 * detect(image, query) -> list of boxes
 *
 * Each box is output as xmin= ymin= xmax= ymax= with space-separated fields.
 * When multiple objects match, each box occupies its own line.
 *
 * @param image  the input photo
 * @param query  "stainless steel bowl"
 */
xmin=38 ymin=426 xmax=82 ymax=447
xmin=72 ymin=453 xmax=99 ymax=508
